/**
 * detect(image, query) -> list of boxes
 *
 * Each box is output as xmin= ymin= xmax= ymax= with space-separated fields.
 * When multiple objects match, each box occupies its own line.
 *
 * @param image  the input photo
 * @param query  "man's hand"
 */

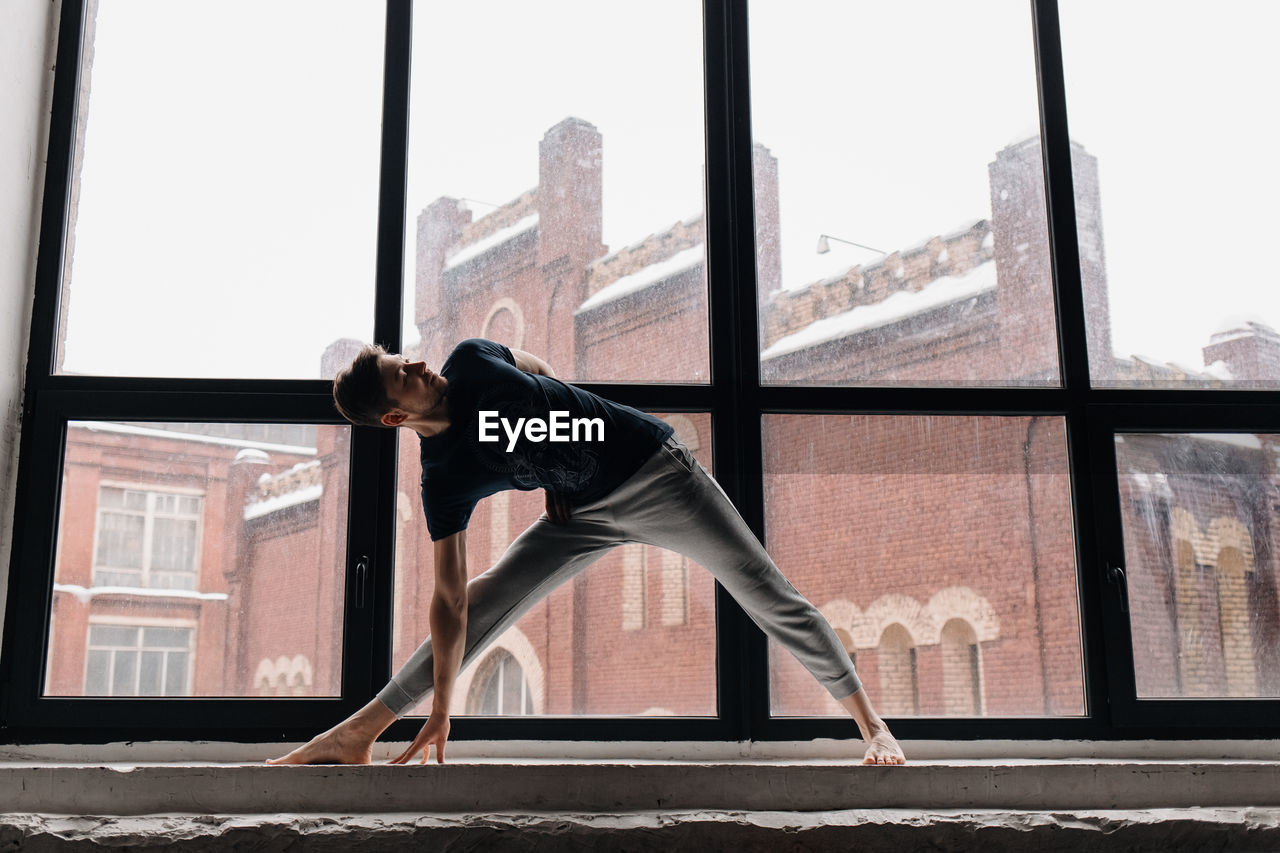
xmin=389 ymin=709 xmax=451 ymax=764
xmin=545 ymin=490 xmax=572 ymax=524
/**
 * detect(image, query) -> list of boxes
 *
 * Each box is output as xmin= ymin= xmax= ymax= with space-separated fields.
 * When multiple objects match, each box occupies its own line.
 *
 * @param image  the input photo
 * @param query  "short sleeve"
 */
xmin=421 ymin=469 xmax=480 ymax=541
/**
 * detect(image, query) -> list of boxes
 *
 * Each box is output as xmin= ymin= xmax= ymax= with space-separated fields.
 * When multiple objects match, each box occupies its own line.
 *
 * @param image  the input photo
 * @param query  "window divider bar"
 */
xmin=24 ymin=0 xmax=84 ymax=386
xmin=703 ymin=0 xmax=758 ymax=742
xmin=1031 ymin=0 xmax=1115 ymax=728
xmin=1031 ymin=0 xmax=1089 ymax=396
xmin=372 ymin=0 xmax=412 ymax=353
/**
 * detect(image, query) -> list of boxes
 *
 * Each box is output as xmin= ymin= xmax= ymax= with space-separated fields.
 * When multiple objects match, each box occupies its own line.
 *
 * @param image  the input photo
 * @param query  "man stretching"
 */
xmin=270 ymin=338 xmax=905 ymax=766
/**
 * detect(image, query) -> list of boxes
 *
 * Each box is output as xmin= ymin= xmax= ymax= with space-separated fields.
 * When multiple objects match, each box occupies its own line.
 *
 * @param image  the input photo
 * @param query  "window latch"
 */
xmin=1106 ymin=563 xmax=1128 ymax=614
xmin=355 ymin=556 xmax=370 ymax=608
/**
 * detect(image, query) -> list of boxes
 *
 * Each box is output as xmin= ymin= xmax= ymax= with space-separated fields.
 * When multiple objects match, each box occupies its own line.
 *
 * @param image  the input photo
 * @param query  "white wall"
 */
xmin=0 ymin=0 xmax=61 ymax=646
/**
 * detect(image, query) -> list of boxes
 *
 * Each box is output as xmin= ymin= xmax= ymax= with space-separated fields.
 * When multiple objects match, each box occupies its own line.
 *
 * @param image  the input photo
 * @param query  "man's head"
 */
xmin=332 ymin=344 xmax=448 ymax=429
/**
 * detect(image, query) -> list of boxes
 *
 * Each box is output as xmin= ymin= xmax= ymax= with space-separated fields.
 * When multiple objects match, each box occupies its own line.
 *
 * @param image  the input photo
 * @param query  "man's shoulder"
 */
xmin=448 ymin=338 xmax=513 ymax=366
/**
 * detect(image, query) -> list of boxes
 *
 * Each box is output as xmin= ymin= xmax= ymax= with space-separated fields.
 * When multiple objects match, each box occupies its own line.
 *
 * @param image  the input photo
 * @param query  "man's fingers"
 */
xmin=436 ymin=740 xmax=446 ymax=764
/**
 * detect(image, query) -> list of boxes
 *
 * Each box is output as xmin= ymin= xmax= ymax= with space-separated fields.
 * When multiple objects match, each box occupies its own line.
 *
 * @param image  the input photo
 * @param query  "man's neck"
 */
xmin=408 ymin=398 xmax=452 ymax=438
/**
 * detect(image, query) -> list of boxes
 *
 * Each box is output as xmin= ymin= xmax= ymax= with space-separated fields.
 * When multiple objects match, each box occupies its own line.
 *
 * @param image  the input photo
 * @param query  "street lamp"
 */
xmin=816 ymin=234 xmax=887 ymax=255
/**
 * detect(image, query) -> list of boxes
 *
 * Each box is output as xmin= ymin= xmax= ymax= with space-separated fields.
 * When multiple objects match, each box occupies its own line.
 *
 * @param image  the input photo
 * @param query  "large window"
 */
xmin=3 ymin=0 xmax=1277 ymax=745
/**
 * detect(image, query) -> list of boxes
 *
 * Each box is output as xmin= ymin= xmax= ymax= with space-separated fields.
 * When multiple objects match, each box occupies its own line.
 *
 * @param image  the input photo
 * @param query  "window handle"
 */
xmin=355 ymin=556 xmax=370 ymax=608
xmin=1106 ymin=563 xmax=1128 ymax=614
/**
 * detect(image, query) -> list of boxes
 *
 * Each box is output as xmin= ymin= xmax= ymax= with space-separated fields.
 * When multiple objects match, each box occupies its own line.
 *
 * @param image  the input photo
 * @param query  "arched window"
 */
xmin=467 ymin=649 xmax=534 ymax=716
xmin=940 ymin=618 xmax=983 ymax=715
xmin=877 ymin=623 xmax=919 ymax=716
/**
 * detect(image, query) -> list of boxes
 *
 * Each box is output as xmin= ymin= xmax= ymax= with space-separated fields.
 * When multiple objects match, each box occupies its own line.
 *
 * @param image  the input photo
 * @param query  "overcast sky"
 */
xmin=60 ymin=0 xmax=1279 ymax=379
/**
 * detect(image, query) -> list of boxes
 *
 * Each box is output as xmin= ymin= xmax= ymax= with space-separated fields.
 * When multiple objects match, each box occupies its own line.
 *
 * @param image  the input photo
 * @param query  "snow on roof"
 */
xmin=75 ymin=422 xmax=317 ymax=456
xmin=762 ymin=261 xmax=997 ymax=360
xmin=1212 ymin=314 xmax=1273 ymax=335
xmin=1204 ymin=360 xmax=1233 ymax=380
xmin=444 ymin=213 xmax=539 ymax=271
xmin=244 ymin=482 xmax=323 ymax=520
xmin=53 ymin=583 xmax=229 ymax=603
xmin=577 ymin=244 xmax=705 ymax=313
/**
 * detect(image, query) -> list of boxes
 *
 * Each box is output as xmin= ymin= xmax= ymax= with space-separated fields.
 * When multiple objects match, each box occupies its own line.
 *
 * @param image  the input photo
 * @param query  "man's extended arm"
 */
xmin=390 ymin=530 xmax=467 ymax=764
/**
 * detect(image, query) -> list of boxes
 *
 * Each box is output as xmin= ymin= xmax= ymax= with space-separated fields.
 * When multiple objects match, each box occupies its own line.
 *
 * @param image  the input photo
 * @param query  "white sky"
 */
xmin=61 ymin=0 xmax=1280 ymax=379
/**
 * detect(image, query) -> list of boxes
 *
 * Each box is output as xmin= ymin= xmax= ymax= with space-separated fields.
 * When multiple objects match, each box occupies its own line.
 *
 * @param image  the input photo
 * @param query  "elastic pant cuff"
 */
xmin=376 ymin=680 xmax=416 ymax=718
xmin=826 ymin=672 xmax=863 ymax=702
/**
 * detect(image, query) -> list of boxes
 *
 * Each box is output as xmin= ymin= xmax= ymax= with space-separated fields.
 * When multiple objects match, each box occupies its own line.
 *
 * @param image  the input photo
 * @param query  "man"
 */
xmin=270 ymin=338 xmax=905 ymax=766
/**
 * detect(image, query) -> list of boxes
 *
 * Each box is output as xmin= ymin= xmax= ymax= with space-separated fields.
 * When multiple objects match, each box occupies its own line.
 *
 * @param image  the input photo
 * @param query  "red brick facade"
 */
xmin=46 ymin=118 xmax=1280 ymax=716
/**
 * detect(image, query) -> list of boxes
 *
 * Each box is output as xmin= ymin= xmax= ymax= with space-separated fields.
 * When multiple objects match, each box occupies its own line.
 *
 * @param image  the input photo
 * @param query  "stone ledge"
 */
xmin=2 ymin=808 xmax=1278 ymax=853
xmin=3 ymin=760 xmax=1279 ymax=815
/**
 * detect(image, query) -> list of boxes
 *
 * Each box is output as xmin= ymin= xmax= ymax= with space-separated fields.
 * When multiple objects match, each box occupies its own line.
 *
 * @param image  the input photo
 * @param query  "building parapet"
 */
xmin=245 ymin=461 xmax=323 ymax=521
xmin=762 ymin=220 xmax=993 ymax=350
xmin=585 ymin=214 xmax=704 ymax=300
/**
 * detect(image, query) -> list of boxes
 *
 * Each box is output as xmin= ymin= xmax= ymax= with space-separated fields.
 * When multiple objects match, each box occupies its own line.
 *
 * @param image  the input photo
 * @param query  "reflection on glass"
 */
xmin=391 ymin=413 xmax=716 ymax=716
xmin=1061 ymin=3 xmax=1280 ymax=388
xmin=45 ymin=421 xmax=351 ymax=698
xmin=58 ymin=1 xmax=383 ymax=378
xmin=404 ymin=1 xmax=708 ymax=383
xmin=750 ymin=1 xmax=1057 ymax=387
xmin=1116 ymin=433 xmax=1280 ymax=698
xmin=763 ymin=415 xmax=1084 ymax=717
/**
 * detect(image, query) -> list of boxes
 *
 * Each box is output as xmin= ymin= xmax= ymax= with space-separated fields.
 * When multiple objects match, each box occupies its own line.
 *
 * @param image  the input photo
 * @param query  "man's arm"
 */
xmin=390 ymin=529 xmax=467 ymax=764
xmin=511 ymin=348 xmax=555 ymax=378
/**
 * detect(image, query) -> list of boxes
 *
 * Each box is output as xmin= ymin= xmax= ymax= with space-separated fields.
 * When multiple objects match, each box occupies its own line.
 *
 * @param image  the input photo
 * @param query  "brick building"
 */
xmin=47 ymin=117 xmax=1280 ymax=717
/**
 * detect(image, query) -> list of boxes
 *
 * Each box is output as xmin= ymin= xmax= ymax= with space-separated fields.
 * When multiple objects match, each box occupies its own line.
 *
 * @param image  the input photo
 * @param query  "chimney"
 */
xmin=989 ymin=137 xmax=1111 ymax=382
xmin=537 ymin=118 xmax=605 ymax=368
xmin=753 ymin=143 xmax=782 ymax=305
xmin=415 ymin=197 xmax=471 ymax=363
xmin=1202 ymin=322 xmax=1280 ymax=382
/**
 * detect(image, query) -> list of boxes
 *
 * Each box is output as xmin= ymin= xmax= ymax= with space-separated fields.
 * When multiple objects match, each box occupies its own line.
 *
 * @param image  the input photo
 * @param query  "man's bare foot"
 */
xmin=266 ymin=697 xmax=397 ymax=765
xmin=862 ymin=729 xmax=907 ymax=765
xmin=267 ymin=724 xmax=374 ymax=765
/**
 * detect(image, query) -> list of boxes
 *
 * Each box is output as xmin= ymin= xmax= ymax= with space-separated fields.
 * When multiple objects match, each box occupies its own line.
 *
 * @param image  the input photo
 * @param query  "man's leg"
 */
xmin=616 ymin=438 xmax=905 ymax=765
xmin=269 ymin=508 xmax=621 ymax=764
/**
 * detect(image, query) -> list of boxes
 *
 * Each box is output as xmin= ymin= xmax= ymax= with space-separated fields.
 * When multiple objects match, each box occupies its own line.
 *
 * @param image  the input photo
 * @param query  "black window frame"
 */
xmin=2 ymin=0 xmax=1278 ymax=746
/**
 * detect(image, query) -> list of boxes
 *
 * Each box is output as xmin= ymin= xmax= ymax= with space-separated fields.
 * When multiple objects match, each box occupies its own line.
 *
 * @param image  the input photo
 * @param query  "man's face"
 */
xmin=378 ymin=354 xmax=447 ymax=421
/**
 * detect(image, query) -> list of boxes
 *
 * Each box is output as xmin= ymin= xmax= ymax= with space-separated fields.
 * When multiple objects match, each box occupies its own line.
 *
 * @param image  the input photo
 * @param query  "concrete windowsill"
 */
xmin=2 ymin=740 xmax=1279 ymax=815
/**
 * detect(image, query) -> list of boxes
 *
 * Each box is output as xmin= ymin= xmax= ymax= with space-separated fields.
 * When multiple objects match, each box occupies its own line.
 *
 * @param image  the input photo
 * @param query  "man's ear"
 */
xmin=381 ymin=409 xmax=408 ymax=428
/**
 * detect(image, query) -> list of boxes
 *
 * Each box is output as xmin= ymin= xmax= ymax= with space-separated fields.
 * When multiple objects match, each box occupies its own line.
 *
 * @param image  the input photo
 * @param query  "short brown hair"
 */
xmin=332 ymin=343 xmax=395 ymax=427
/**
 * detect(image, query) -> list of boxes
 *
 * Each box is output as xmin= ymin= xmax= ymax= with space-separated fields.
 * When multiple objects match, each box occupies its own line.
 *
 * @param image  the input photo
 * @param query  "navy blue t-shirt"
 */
xmin=418 ymin=338 xmax=673 ymax=540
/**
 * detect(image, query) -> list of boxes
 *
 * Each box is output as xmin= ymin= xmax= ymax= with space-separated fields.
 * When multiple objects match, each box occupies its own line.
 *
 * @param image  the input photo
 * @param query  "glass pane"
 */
xmin=111 ymin=651 xmax=137 ymax=696
xmin=1061 ymin=3 xmax=1280 ymax=388
xmin=392 ymin=413 xmax=716 ymax=716
xmin=750 ymin=1 xmax=1057 ymax=387
xmin=1115 ymin=432 xmax=1280 ymax=698
xmin=763 ymin=415 xmax=1085 ymax=717
xmin=138 ymin=650 xmax=163 ymax=696
xmin=58 ymin=1 xmax=383 ymax=378
xmin=45 ymin=421 xmax=352 ymax=698
xmin=143 ymin=627 xmax=191 ymax=649
xmin=94 ymin=511 xmax=144 ymax=570
xmin=88 ymin=625 xmax=136 ymax=647
xmin=84 ymin=649 xmax=110 ymax=695
xmin=403 ymin=1 xmax=708 ymax=383
xmin=165 ymin=652 xmax=190 ymax=697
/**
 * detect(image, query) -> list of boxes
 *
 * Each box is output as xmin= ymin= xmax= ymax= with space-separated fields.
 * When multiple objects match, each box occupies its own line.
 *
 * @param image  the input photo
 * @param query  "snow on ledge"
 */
xmin=74 ymin=422 xmax=316 ymax=456
xmin=244 ymin=483 xmax=323 ymax=520
xmin=444 ymin=214 xmax=539 ymax=271
xmin=762 ymin=261 xmax=997 ymax=360
xmin=577 ymin=244 xmax=705 ymax=313
xmin=52 ymin=583 xmax=229 ymax=603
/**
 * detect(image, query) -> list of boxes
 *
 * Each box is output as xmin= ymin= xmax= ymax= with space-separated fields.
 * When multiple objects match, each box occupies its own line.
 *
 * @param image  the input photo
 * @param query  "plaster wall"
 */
xmin=0 ymin=0 xmax=60 ymax=651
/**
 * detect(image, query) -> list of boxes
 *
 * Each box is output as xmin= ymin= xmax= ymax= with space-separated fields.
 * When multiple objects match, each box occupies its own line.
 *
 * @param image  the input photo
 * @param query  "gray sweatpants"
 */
xmin=376 ymin=437 xmax=861 ymax=715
